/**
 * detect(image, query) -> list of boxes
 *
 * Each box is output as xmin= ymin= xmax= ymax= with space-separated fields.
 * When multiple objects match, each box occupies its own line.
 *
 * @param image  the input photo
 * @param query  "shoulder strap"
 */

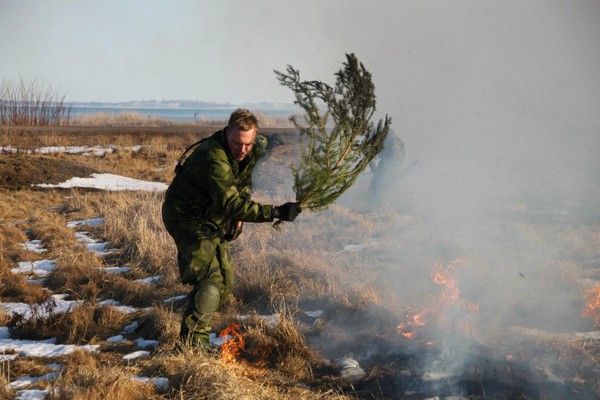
xmin=174 ymin=136 xmax=210 ymax=174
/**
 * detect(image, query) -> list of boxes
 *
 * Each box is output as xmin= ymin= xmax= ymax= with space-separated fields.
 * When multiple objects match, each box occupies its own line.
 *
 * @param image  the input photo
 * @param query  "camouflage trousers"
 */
xmin=162 ymin=215 xmax=234 ymax=349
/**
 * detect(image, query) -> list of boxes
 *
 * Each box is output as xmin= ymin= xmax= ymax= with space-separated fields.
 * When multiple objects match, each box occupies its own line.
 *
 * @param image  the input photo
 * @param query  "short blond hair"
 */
xmin=228 ymin=108 xmax=259 ymax=131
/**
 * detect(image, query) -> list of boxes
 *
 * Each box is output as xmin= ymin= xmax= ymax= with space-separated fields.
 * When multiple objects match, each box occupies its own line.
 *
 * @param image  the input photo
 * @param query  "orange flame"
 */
xmin=220 ymin=323 xmax=244 ymax=364
xmin=218 ymin=322 xmax=271 ymax=367
xmin=582 ymin=284 xmax=600 ymax=326
xmin=397 ymin=259 xmax=479 ymax=342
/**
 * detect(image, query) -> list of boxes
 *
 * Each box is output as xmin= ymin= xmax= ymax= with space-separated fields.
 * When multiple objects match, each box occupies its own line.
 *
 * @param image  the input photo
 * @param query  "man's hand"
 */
xmin=273 ymin=202 xmax=302 ymax=222
xmin=224 ymin=221 xmax=244 ymax=241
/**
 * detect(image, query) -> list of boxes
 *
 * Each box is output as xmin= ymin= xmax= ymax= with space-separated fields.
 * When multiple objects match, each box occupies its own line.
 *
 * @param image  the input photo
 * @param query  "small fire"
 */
xmin=582 ymin=284 xmax=600 ymax=326
xmin=220 ymin=323 xmax=244 ymax=364
xmin=397 ymin=259 xmax=479 ymax=343
xmin=218 ymin=322 xmax=271 ymax=367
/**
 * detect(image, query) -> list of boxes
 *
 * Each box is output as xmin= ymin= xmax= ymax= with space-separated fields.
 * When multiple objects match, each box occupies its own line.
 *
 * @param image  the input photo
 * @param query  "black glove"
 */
xmin=273 ymin=202 xmax=302 ymax=222
xmin=224 ymin=221 xmax=243 ymax=241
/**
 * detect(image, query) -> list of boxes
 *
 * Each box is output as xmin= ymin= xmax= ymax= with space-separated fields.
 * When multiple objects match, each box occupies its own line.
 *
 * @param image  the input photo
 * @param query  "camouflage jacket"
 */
xmin=163 ymin=129 xmax=273 ymax=237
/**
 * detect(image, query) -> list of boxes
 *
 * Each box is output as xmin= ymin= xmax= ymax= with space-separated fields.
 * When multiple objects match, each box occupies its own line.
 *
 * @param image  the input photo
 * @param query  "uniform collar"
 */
xmin=219 ymin=128 xmax=238 ymax=165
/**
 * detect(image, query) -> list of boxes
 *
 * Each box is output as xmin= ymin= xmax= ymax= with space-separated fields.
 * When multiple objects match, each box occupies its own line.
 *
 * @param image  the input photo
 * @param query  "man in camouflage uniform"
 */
xmin=162 ymin=109 xmax=301 ymax=349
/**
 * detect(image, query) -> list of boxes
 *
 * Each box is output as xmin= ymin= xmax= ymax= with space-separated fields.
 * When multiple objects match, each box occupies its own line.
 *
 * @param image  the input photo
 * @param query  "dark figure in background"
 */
xmin=162 ymin=109 xmax=301 ymax=349
xmin=369 ymin=130 xmax=406 ymax=203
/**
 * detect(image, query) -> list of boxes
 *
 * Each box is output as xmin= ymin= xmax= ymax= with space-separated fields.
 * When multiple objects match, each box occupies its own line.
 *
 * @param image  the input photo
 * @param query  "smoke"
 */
xmin=257 ymin=1 xmax=599 ymax=393
xmin=320 ymin=0 xmax=600 ymax=390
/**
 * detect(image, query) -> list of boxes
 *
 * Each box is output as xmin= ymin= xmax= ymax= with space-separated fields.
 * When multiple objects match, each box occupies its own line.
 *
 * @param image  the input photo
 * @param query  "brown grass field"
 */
xmin=1 ymin=119 xmax=600 ymax=399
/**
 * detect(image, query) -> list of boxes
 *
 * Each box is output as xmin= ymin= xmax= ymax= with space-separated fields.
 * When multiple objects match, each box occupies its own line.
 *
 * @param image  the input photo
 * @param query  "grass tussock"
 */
xmin=9 ymin=303 xmax=131 ymax=344
xmin=0 ymin=223 xmax=52 ymax=303
xmin=148 ymin=346 xmax=347 ymax=400
xmin=48 ymin=350 xmax=161 ymax=400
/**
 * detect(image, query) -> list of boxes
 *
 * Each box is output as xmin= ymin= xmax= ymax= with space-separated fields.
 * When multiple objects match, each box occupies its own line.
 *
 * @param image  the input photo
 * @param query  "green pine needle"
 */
xmin=275 ymin=53 xmax=392 ymax=211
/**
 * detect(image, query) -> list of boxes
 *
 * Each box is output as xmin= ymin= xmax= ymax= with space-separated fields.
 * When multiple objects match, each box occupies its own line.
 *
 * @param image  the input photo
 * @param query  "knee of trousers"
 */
xmin=193 ymin=283 xmax=221 ymax=316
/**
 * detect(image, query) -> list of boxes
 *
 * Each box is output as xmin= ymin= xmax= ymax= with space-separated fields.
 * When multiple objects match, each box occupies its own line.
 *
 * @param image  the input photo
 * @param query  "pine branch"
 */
xmin=275 ymin=53 xmax=391 ymax=211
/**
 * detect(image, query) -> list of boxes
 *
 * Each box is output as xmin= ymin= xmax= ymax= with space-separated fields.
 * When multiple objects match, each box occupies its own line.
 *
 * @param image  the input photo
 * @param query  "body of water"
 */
xmin=70 ymin=106 xmax=297 ymax=122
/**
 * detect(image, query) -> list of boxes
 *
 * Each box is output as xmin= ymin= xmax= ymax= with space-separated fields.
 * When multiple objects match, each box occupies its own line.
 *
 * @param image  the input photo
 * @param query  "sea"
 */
xmin=69 ymin=106 xmax=298 ymax=122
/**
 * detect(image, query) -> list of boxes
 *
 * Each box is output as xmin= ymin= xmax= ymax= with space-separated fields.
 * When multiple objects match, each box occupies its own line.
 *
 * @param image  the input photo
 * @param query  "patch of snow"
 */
xmin=97 ymin=300 xmax=137 ymax=314
xmin=66 ymin=217 xmax=105 ymax=228
xmin=12 ymin=260 xmax=57 ymax=277
xmin=135 ymin=276 xmax=161 ymax=285
xmin=0 ymin=354 xmax=18 ymax=361
xmin=0 ymin=327 xmax=10 ymax=339
xmin=35 ymin=173 xmax=168 ymax=192
xmin=0 ymin=294 xmax=83 ymax=320
xmin=163 ymin=295 xmax=187 ymax=304
xmin=0 ymin=338 xmax=98 ymax=357
xmin=135 ymin=337 xmax=159 ymax=349
xmin=209 ymin=333 xmax=231 ymax=348
xmin=74 ymin=232 xmax=117 ymax=256
xmin=99 ymin=266 xmax=130 ymax=274
xmin=15 ymin=389 xmax=50 ymax=400
xmin=132 ymin=375 xmax=169 ymax=392
xmin=20 ymin=240 xmax=48 ymax=254
xmin=107 ymin=335 xmax=124 ymax=343
xmin=9 ymin=370 xmax=60 ymax=389
xmin=0 ymin=146 xmax=20 ymax=154
xmin=37 ymin=145 xmax=116 ymax=156
xmin=122 ymin=350 xmax=150 ymax=361
xmin=122 ymin=321 xmax=138 ymax=334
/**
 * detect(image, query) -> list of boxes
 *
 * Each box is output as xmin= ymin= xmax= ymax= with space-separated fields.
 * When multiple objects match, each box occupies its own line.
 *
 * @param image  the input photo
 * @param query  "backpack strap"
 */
xmin=174 ymin=136 xmax=210 ymax=174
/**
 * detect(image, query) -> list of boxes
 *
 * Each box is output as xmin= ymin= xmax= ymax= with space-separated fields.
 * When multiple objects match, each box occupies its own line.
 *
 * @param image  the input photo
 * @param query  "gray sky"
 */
xmin=2 ymin=0 xmax=598 ymax=110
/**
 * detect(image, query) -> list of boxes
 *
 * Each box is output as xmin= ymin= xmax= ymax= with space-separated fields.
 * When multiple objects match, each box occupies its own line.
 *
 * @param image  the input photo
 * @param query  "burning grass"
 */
xmin=2 ymin=124 xmax=600 ymax=398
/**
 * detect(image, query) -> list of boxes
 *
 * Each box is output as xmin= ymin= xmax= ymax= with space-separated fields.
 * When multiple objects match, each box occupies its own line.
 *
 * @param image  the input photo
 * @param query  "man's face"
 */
xmin=226 ymin=126 xmax=257 ymax=161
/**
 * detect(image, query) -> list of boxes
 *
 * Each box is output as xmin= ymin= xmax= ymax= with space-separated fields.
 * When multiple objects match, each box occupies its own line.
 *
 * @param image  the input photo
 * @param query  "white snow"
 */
xmin=99 ymin=266 xmax=130 ymax=274
xmin=131 ymin=376 xmax=169 ymax=392
xmin=15 ymin=389 xmax=50 ymax=400
xmin=0 ymin=338 xmax=98 ymax=357
xmin=106 ymin=335 xmax=124 ymax=343
xmin=35 ymin=173 xmax=167 ymax=192
xmin=122 ymin=321 xmax=138 ymax=334
xmin=66 ymin=217 xmax=105 ymax=228
xmin=1 ymin=144 xmax=143 ymax=157
xmin=20 ymin=240 xmax=48 ymax=254
xmin=209 ymin=333 xmax=231 ymax=348
xmin=163 ymin=295 xmax=187 ymax=304
xmin=9 ymin=369 xmax=61 ymax=389
xmin=12 ymin=260 xmax=57 ymax=277
xmin=74 ymin=231 xmax=117 ymax=256
xmin=0 ymin=354 xmax=18 ymax=361
xmin=122 ymin=350 xmax=150 ymax=361
xmin=0 ymin=294 xmax=83 ymax=320
xmin=135 ymin=275 xmax=161 ymax=285
xmin=134 ymin=337 xmax=159 ymax=349
xmin=97 ymin=300 xmax=138 ymax=314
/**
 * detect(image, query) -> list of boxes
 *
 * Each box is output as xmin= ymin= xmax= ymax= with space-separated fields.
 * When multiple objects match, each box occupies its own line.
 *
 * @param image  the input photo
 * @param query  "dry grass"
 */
xmin=2 ymin=124 xmax=600 ymax=398
xmin=48 ymin=350 xmax=160 ymax=400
